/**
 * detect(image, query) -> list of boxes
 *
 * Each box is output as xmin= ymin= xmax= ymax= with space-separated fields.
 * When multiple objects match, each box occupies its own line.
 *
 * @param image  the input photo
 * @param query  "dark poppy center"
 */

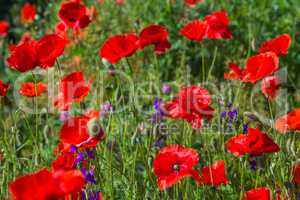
xmin=173 ymin=163 xmax=181 ymax=172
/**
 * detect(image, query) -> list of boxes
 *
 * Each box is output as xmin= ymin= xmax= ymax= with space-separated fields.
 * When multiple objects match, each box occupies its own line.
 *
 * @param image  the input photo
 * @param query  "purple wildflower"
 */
xmin=70 ymin=145 xmax=78 ymax=154
xmin=249 ymin=158 xmax=257 ymax=171
xmin=297 ymin=193 xmax=300 ymax=200
xmin=152 ymin=98 xmax=164 ymax=124
xmin=75 ymin=152 xmax=84 ymax=166
xmin=153 ymin=98 xmax=163 ymax=111
xmin=59 ymin=111 xmax=69 ymax=122
xmin=162 ymin=83 xmax=171 ymax=94
xmin=81 ymin=190 xmax=87 ymax=200
xmin=228 ymin=109 xmax=238 ymax=121
xmin=100 ymin=102 xmax=113 ymax=117
xmin=81 ymin=167 xmax=97 ymax=185
xmin=88 ymin=191 xmax=101 ymax=200
xmin=86 ymin=149 xmax=96 ymax=160
xmin=154 ymin=136 xmax=166 ymax=148
xmin=243 ymin=124 xmax=248 ymax=133
xmin=220 ymin=111 xmax=226 ymax=120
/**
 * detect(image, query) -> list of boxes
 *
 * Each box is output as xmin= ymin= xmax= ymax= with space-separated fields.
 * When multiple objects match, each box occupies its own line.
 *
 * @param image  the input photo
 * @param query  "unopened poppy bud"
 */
xmin=87 ymin=118 xmax=102 ymax=137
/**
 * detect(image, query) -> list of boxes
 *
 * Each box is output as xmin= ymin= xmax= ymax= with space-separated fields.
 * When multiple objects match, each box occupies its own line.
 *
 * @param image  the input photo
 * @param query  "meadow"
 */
xmin=0 ymin=0 xmax=300 ymax=199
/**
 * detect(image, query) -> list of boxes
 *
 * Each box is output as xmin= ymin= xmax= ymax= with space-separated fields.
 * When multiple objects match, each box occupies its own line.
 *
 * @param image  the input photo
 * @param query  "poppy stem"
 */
xmin=201 ymin=44 xmax=205 ymax=83
xmin=56 ymin=59 xmax=63 ymax=78
xmin=126 ymin=58 xmax=133 ymax=75
xmin=31 ymin=72 xmax=38 ymax=96
xmin=207 ymin=46 xmax=218 ymax=82
xmin=268 ymin=100 xmax=274 ymax=128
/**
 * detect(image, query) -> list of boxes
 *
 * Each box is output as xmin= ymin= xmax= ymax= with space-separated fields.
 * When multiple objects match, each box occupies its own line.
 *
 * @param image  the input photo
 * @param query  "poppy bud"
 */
xmin=87 ymin=118 xmax=102 ymax=137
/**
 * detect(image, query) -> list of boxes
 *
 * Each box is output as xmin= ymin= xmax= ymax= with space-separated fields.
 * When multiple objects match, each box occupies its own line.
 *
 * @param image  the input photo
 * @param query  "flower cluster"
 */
xmin=100 ymin=24 xmax=171 ymax=64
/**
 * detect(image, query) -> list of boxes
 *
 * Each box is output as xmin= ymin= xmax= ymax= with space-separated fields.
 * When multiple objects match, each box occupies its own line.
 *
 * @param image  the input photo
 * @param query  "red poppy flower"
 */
xmin=184 ymin=0 xmax=203 ymax=7
xmin=20 ymin=3 xmax=36 ymax=23
xmin=153 ymin=144 xmax=200 ymax=190
xmin=137 ymin=25 xmax=171 ymax=54
xmin=9 ymin=168 xmax=85 ymax=200
xmin=164 ymin=86 xmax=214 ymax=129
xmin=7 ymin=39 xmax=38 ymax=72
xmin=58 ymin=0 xmax=92 ymax=30
xmin=36 ymin=34 xmax=66 ymax=68
xmin=225 ymin=128 xmax=280 ymax=156
xmin=242 ymin=52 xmax=279 ymax=83
xmin=275 ymin=192 xmax=288 ymax=200
xmin=19 ymin=82 xmax=47 ymax=97
xmin=292 ymin=164 xmax=300 ymax=185
xmin=224 ymin=63 xmax=243 ymax=80
xmin=261 ymin=76 xmax=281 ymax=99
xmin=100 ymin=34 xmax=138 ymax=64
xmin=198 ymin=160 xmax=228 ymax=186
xmin=53 ymin=71 xmax=92 ymax=111
xmin=204 ymin=11 xmax=232 ymax=39
xmin=116 ymin=0 xmax=125 ymax=5
xmin=0 ymin=80 xmax=9 ymax=96
xmin=180 ymin=20 xmax=208 ymax=42
xmin=275 ymin=108 xmax=300 ymax=134
xmin=0 ymin=20 xmax=9 ymax=37
xmin=59 ymin=111 xmax=104 ymax=151
xmin=243 ymin=187 xmax=271 ymax=200
xmin=259 ymin=34 xmax=292 ymax=57
xmin=52 ymin=152 xmax=76 ymax=171
xmin=56 ymin=22 xmax=67 ymax=33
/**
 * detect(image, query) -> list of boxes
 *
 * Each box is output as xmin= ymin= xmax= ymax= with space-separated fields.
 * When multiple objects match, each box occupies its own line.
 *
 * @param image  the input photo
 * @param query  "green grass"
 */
xmin=1 ymin=0 xmax=300 ymax=199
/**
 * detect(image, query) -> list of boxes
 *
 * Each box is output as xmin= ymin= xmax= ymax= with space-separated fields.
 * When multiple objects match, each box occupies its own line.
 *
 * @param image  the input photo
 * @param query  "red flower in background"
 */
xmin=242 ymin=52 xmax=279 ymax=83
xmin=259 ymin=34 xmax=292 ymax=57
xmin=153 ymin=144 xmax=200 ymax=190
xmin=292 ymin=164 xmax=300 ymax=185
xmin=7 ymin=39 xmax=38 ymax=72
xmin=137 ymin=25 xmax=171 ymax=54
xmin=7 ymin=34 xmax=65 ymax=72
xmin=59 ymin=111 xmax=104 ymax=152
xmin=181 ymin=10 xmax=232 ymax=41
xmin=224 ymin=63 xmax=243 ymax=80
xmin=9 ymin=168 xmax=85 ymax=200
xmin=198 ymin=160 xmax=228 ymax=186
xmin=0 ymin=20 xmax=9 ymax=37
xmin=275 ymin=108 xmax=300 ymax=134
xmin=225 ymin=128 xmax=280 ymax=156
xmin=58 ymin=0 xmax=92 ymax=30
xmin=243 ymin=187 xmax=271 ymax=200
xmin=0 ymin=80 xmax=9 ymax=96
xmin=204 ymin=11 xmax=232 ymax=39
xmin=164 ymin=86 xmax=214 ymax=129
xmin=36 ymin=34 xmax=66 ymax=68
xmin=20 ymin=3 xmax=36 ymax=23
xmin=100 ymin=34 xmax=138 ymax=64
xmin=53 ymin=71 xmax=92 ymax=111
xmin=56 ymin=22 xmax=67 ymax=33
xmin=180 ymin=20 xmax=208 ymax=41
xmin=115 ymin=0 xmax=125 ymax=5
xmin=261 ymin=76 xmax=281 ymax=99
xmin=184 ymin=0 xmax=203 ymax=7
xmin=19 ymin=82 xmax=47 ymax=97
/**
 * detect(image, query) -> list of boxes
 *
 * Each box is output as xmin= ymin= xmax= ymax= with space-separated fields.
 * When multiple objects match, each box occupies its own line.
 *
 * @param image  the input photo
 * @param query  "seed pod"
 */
xmin=87 ymin=118 xmax=101 ymax=137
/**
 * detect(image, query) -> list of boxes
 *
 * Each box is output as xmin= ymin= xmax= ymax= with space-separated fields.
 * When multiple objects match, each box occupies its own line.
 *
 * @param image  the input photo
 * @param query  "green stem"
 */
xmin=126 ymin=58 xmax=133 ymax=75
xmin=207 ymin=46 xmax=218 ymax=82
xmin=201 ymin=44 xmax=205 ymax=83
xmin=56 ymin=59 xmax=62 ymax=77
